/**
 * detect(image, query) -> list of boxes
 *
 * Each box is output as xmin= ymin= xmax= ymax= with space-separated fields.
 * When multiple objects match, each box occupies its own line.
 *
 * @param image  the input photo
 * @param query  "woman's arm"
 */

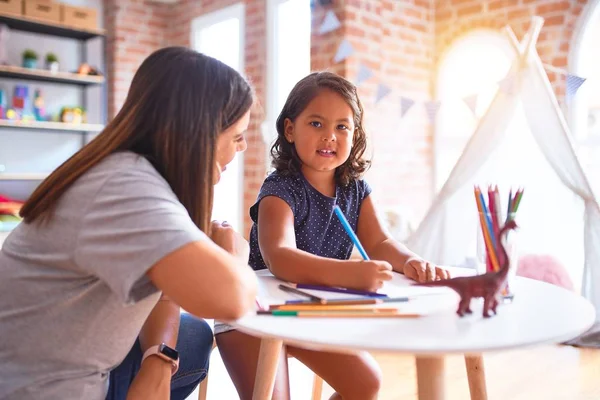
xmin=257 ymin=196 xmax=391 ymax=290
xmin=357 ymin=196 xmax=449 ymax=281
xmin=139 ymin=294 xmax=180 ymax=351
xmin=125 ymin=295 xmax=180 ymax=400
xmin=146 ymin=237 xmax=257 ymax=322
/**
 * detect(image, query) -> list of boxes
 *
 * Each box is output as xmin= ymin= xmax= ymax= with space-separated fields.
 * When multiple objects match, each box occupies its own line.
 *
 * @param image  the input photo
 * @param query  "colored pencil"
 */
xmin=475 ymin=187 xmax=500 ymax=272
xmin=257 ymin=310 xmax=421 ymax=318
xmin=269 ymin=305 xmax=400 ymax=312
xmin=284 ymin=296 xmax=410 ymax=305
xmin=293 ymin=283 xmax=388 ymax=298
xmin=278 ymin=284 xmax=326 ymax=304
xmin=513 ymin=188 xmax=524 ymax=213
xmin=333 ymin=205 xmax=369 ymax=260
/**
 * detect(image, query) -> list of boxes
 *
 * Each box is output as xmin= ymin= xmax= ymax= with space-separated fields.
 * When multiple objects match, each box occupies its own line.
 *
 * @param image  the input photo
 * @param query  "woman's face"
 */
xmin=214 ymin=110 xmax=250 ymax=184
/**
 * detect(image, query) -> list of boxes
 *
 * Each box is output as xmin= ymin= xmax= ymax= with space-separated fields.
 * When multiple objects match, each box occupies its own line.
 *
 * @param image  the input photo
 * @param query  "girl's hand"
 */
xmin=404 ymin=258 xmax=450 ymax=282
xmin=345 ymin=260 xmax=394 ymax=292
xmin=209 ymin=220 xmax=250 ymax=264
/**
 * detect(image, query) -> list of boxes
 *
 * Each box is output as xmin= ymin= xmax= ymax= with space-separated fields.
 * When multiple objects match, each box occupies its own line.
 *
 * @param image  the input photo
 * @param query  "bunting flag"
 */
xmin=463 ymin=94 xmax=478 ymax=116
xmin=333 ymin=39 xmax=354 ymax=63
xmin=424 ymin=101 xmax=441 ymax=123
xmin=400 ymin=97 xmax=415 ymax=117
xmin=498 ymin=73 xmax=516 ymax=95
xmin=318 ymin=10 xmax=341 ymax=35
xmin=566 ymin=74 xmax=586 ymax=103
xmin=375 ymin=84 xmax=392 ymax=103
xmin=356 ymin=64 xmax=373 ymax=85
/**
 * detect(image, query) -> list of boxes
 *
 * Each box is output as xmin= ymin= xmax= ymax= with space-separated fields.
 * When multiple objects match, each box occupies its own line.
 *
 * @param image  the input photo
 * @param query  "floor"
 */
xmin=187 ymin=344 xmax=600 ymax=400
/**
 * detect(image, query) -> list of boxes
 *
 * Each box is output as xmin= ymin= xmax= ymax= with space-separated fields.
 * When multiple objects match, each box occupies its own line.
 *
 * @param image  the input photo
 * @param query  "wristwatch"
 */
xmin=141 ymin=343 xmax=180 ymax=375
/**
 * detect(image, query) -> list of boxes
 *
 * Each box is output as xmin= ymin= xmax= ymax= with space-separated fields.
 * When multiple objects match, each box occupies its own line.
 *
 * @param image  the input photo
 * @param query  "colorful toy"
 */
xmin=414 ymin=220 xmax=518 ymax=318
xmin=33 ymin=89 xmax=45 ymax=121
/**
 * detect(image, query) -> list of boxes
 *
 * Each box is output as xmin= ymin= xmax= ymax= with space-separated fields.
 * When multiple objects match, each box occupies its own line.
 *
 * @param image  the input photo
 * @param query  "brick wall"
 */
xmin=104 ymin=0 xmax=170 ymax=118
xmin=435 ymin=0 xmax=588 ymax=101
xmin=105 ymin=0 xmax=594 ymax=233
xmin=105 ymin=0 xmax=267 ymax=236
xmin=312 ymin=0 xmax=436 ymax=224
xmin=166 ymin=0 xmax=267 ymax=236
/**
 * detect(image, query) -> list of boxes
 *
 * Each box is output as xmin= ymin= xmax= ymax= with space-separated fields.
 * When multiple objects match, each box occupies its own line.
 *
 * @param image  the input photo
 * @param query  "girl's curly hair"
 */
xmin=270 ymin=71 xmax=371 ymax=186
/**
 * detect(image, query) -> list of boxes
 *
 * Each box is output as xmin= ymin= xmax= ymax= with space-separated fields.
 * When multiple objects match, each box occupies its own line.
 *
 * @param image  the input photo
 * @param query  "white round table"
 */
xmin=232 ymin=268 xmax=595 ymax=400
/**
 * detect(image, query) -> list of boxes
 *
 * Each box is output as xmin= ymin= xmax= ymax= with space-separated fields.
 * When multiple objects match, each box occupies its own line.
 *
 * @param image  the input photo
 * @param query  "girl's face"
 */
xmin=284 ymin=89 xmax=355 ymax=178
xmin=214 ymin=110 xmax=250 ymax=184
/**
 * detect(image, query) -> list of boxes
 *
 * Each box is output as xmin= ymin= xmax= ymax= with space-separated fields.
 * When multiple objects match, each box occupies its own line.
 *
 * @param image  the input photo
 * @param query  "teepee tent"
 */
xmin=406 ymin=17 xmax=600 ymax=344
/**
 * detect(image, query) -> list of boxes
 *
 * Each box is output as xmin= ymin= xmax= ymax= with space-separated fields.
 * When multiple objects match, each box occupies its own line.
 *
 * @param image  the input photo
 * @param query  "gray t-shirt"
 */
xmin=0 ymin=151 xmax=206 ymax=399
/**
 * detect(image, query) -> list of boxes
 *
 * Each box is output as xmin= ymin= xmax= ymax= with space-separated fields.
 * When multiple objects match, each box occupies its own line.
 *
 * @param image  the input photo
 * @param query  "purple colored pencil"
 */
xmin=294 ymin=284 xmax=388 ymax=298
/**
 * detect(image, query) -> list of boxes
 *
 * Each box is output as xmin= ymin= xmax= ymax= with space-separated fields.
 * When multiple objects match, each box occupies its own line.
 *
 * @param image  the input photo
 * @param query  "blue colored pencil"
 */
xmin=333 ymin=205 xmax=369 ymax=260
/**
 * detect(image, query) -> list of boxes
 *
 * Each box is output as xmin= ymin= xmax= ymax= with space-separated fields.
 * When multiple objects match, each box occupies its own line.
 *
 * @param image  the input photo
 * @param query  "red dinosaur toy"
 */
xmin=414 ymin=219 xmax=518 ymax=318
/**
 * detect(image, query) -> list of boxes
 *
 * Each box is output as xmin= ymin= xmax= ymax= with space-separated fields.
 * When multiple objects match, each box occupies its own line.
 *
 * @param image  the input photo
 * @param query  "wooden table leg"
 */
xmin=415 ymin=356 xmax=445 ymax=400
xmin=252 ymin=338 xmax=283 ymax=400
xmin=464 ymin=354 xmax=488 ymax=400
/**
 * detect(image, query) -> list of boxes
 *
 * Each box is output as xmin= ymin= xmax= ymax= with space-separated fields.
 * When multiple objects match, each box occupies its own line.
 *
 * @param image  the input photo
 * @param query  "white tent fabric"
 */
xmin=406 ymin=17 xmax=600 ymax=344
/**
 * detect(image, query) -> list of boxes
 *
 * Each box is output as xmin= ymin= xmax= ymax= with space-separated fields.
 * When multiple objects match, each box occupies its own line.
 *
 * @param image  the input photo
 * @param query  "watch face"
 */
xmin=159 ymin=344 xmax=179 ymax=361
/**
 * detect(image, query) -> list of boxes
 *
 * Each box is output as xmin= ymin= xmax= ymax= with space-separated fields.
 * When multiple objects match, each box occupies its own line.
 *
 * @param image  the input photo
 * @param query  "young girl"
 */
xmin=216 ymin=72 xmax=450 ymax=399
xmin=0 ymin=47 xmax=258 ymax=400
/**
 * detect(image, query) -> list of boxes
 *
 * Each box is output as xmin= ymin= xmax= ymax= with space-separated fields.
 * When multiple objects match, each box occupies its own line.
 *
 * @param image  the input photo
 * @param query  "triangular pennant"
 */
xmin=318 ymin=10 xmax=341 ymax=35
xmin=424 ymin=101 xmax=441 ymax=124
xmin=333 ymin=39 xmax=354 ymax=63
xmin=498 ymin=73 xmax=516 ymax=95
xmin=566 ymin=74 xmax=586 ymax=102
xmin=375 ymin=84 xmax=392 ymax=103
xmin=356 ymin=64 xmax=373 ymax=85
xmin=463 ymin=94 xmax=478 ymax=116
xmin=400 ymin=97 xmax=415 ymax=117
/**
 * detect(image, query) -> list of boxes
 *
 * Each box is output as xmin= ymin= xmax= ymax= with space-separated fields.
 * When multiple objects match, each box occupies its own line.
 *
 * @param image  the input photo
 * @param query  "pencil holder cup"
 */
xmin=476 ymin=212 xmax=519 ymax=302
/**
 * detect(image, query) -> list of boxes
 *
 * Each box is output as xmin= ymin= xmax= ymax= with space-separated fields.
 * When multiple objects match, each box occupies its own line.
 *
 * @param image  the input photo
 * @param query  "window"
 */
xmin=263 ymin=0 xmax=311 ymax=166
xmin=191 ymin=3 xmax=245 ymax=230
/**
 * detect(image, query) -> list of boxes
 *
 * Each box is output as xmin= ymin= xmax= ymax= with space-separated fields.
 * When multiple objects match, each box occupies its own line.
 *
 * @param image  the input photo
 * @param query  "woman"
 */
xmin=0 ymin=47 xmax=257 ymax=400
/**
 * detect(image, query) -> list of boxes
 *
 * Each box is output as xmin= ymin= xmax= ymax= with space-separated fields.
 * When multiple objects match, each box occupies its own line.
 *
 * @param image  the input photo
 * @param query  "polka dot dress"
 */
xmin=248 ymin=171 xmax=372 ymax=271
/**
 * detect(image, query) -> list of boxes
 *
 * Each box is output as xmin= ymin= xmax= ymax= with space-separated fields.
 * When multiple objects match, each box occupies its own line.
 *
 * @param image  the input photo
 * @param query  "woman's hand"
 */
xmin=404 ymin=258 xmax=451 ymax=282
xmin=125 ymin=357 xmax=172 ymax=400
xmin=209 ymin=220 xmax=250 ymax=263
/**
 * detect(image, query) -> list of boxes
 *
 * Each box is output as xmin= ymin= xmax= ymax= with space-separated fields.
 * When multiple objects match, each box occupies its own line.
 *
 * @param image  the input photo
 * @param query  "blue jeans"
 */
xmin=106 ymin=313 xmax=213 ymax=400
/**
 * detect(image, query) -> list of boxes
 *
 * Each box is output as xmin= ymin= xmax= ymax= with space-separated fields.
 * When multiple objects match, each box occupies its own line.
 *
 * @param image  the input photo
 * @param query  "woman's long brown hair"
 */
xmin=19 ymin=47 xmax=253 ymax=233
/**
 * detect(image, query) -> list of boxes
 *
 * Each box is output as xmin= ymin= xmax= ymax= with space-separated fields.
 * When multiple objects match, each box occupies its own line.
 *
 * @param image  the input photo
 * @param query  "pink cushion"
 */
xmin=517 ymin=254 xmax=575 ymax=292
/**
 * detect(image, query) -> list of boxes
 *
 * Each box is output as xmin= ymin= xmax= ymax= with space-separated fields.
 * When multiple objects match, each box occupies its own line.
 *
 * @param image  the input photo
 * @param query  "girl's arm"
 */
xmin=357 ymin=196 xmax=418 ymax=273
xmin=257 ymin=196 xmax=392 ymax=290
xmin=357 ymin=196 xmax=449 ymax=281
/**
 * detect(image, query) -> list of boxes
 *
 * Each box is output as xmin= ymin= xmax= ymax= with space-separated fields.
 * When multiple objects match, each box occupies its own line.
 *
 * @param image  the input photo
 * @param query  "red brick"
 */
xmin=536 ymin=1 xmax=570 ymax=15
xmin=508 ymin=8 xmax=534 ymax=21
xmin=457 ymin=3 xmax=483 ymax=17
xmin=545 ymin=14 xmax=566 ymax=26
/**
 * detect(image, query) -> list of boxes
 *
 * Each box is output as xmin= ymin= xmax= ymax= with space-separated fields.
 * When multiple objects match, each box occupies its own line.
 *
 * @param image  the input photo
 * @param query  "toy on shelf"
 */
xmin=75 ymin=63 xmax=102 ymax=76
xmin=414 ymin=220 xmax=518 ymax=318
xmin=60 ymin=107 xmax=86 ymax=124
xmin=22 ymin=49 xmax=38 ymax=69
xmin=33 ymin=89 xmax=45 ymax=121
xmin=0 ymin=193 xmax=23 ymax=233
xmin=0 ymin=89 xmax=6 ymax=119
